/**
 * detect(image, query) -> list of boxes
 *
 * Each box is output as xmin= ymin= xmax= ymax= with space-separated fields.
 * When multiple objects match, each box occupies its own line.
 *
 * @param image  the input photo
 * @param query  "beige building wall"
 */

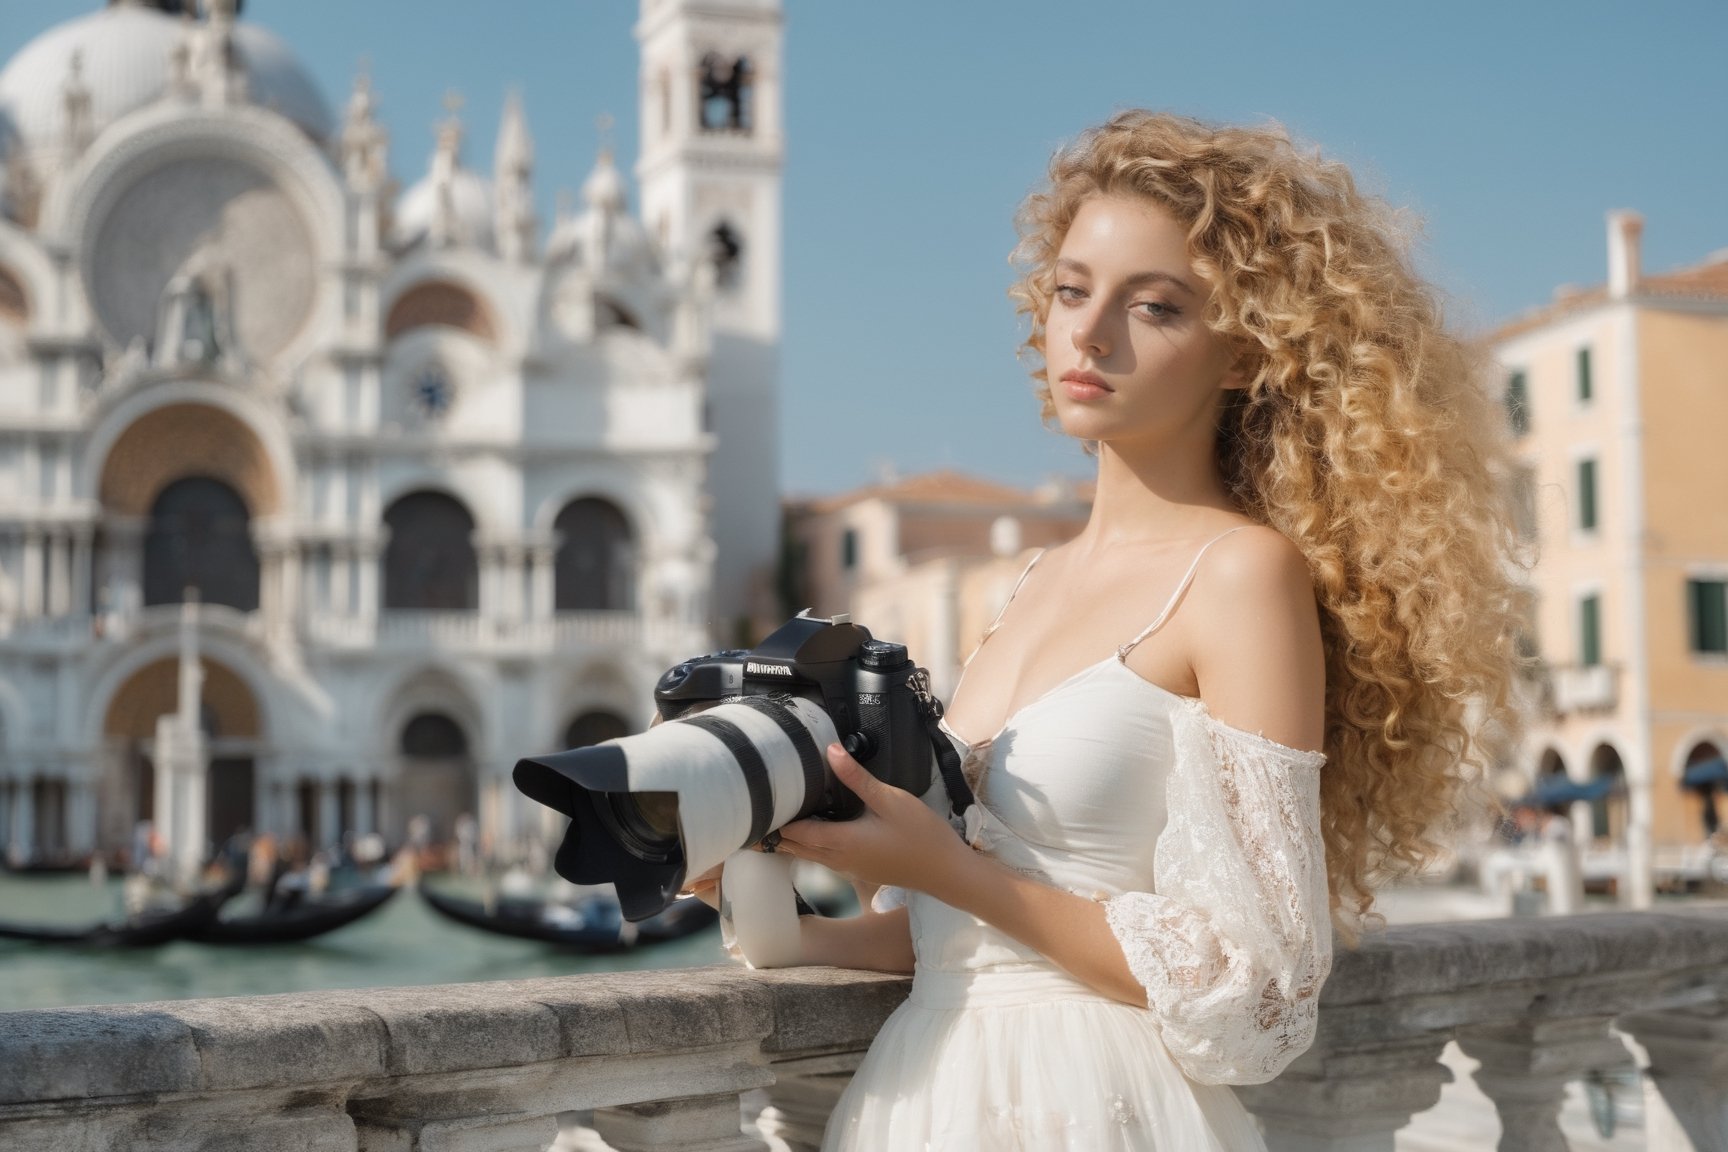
xmin=1491 ymin=214 xmax=1728 ymax=901
xmin=1640 ymin=309 xmax=1728 ymax=845
xmin=783 ymin=472 xmax=1089 ymax=702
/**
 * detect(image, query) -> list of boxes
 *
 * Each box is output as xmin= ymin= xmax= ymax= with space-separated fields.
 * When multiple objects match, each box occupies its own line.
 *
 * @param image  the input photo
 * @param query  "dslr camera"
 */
xmin=513 ymin=613 xmax=964 ymax=921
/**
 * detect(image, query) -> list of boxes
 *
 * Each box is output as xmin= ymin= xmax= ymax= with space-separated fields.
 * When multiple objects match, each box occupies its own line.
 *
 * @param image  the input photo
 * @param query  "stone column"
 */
xmin=1619 ymin=1005 xmax=1728 ymax=1152
xmin=1455 ymin=1016 xmax=1631 ymax=1152
xmin=46 ymin=532 xmax=70 ymax=616
xmin=530 ymin=545 xmax=555 ymax=621
xmin=70 ymin=527 xmax=92 ymax=619
xmin=353 ymin=775 xmax=374 ymax=837
xmin=20 ymin=529 xmax=42 ymax=617
xmin=7 ymin=777 xmax=33 ymax=866
xmin=1236 ymin=1034 xmax=1453 ymax=1152
xmin=356 ymin=539 xmax=380 ymax=619
xmin=330 ymin=547 xmax=353 ymax=616
xmin=66 ymin=778 xmax=96 ymax=856
xmin=318 ymin=780 xmax=340 ymax=849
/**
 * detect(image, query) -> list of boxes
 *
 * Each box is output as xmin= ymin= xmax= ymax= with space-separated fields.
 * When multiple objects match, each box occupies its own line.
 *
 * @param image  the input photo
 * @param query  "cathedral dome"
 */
xmin=545 ymin=148 xmax=655 ymax=274
xmin=392 ymin=168 xmax=495 ymax=252
xmin=0 ymin=3 xmax=334 ymax=159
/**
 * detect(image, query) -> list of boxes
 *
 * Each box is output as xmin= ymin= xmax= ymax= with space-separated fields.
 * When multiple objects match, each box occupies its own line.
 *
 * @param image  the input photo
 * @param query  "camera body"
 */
xmin=653 ymin=613 xmax=932 ymax=818
xmin=513 ymin=613 xmax=938 ymax=920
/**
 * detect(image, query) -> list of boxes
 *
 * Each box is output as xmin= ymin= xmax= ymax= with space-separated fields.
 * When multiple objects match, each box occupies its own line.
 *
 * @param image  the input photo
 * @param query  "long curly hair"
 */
xmin=1011 ymin=111 xmax=1527 ymax=934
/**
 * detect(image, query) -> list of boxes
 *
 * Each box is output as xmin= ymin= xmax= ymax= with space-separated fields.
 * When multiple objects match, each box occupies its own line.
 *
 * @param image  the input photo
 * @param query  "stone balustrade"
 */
xmin=3 ymin=908 xmax=1726 ymax=1151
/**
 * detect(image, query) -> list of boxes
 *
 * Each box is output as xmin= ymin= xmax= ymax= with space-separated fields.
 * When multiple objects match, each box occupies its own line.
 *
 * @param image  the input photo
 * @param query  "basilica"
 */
xmin=0 ymin=0 xmax=784 ymax=865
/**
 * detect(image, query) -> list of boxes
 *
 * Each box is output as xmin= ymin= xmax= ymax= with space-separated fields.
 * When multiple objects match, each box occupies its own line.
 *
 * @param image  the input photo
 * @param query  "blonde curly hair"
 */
xmin=1011 ymin=110 xmax=1527 ymax=934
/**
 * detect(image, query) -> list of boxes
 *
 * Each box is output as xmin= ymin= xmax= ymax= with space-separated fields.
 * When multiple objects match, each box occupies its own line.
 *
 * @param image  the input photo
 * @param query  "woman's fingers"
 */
xmin=826 ymin=743 xmax=892 ymax=811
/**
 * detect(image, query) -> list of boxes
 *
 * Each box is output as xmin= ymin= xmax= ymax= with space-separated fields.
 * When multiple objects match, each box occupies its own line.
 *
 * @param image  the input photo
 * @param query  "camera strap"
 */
xmin=908 ymin=669 xmax=975 ymax=821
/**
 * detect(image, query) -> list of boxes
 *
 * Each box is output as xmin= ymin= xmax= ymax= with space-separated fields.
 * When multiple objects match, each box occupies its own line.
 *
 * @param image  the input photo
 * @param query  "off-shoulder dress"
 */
xmin=822 ymin=528 xmax=1332 ymax=1151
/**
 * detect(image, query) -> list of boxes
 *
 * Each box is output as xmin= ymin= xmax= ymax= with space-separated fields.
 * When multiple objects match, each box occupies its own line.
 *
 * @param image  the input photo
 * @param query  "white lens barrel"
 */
xmin=611 ymin=695 xmax=839 ymax=880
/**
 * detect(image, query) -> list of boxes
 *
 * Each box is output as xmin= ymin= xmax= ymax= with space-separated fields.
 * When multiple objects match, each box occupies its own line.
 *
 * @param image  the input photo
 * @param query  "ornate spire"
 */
xmin=341 ymin=65 xmax=387 ymax=192
xmin=494 ymin=90 xmax=536 ymax=263
xmin=61 ymin=49 xmax=94 ymax=160
xmin=429 ymin=91 xmax=465 ymax=248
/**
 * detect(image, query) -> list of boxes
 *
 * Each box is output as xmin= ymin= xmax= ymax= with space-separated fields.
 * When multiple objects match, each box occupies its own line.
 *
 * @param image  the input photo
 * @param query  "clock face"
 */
xmin=411 ymin=363 xmax=455 ymax=419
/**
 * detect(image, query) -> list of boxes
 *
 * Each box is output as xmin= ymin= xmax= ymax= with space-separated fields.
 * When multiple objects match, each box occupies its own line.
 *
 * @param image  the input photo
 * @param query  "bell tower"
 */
xmin=636 ymin=0 xmax=783 ymax=636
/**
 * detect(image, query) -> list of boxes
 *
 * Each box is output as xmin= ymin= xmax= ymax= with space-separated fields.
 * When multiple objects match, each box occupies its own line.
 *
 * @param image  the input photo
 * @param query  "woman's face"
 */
xmin=1043 ymin=194 xmax=1243 ymax=450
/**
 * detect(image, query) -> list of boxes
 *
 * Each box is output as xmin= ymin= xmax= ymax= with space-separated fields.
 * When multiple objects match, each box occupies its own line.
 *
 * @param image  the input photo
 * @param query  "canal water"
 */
xmin=0 ymin=873 xmax=731 ymax=1012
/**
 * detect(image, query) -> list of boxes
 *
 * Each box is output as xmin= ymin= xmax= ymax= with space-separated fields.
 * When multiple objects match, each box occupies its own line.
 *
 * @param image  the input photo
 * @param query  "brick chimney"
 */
xmin=1607 ymin=210 xmax=1644 ymax=299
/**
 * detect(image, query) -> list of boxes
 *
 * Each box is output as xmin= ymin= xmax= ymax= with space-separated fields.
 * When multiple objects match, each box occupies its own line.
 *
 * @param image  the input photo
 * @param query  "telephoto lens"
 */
xmin=513 ymin=613 xmax=946 ymax=921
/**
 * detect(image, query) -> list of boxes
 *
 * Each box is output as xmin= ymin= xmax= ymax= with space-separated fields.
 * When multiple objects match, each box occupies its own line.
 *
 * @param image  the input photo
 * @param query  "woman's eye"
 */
xmin=1054 ymin=284 xmax=1086 ymax=303
xmin=1135 ymin=300 xmax=1180 ymax=320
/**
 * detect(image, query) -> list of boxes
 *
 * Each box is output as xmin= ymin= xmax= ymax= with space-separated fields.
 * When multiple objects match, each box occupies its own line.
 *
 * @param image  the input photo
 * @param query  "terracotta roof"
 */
xmin=1482 ymin=254 xmax=1728 ymax=345
xmin=792 ymin=469 xmax=1091 ymax=515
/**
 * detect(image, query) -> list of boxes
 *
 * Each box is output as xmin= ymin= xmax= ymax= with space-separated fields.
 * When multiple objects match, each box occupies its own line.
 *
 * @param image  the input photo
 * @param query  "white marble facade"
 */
xmin=0 ymin=0 xmax=783 ymax=865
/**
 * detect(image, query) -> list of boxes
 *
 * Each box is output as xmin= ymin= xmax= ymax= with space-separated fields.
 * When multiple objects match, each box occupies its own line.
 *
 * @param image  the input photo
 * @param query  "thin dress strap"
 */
xmin=1116 ymin=526 xmax=1253 ymax=660
xmin=966 ymin=549 xmax=1045 ymax=665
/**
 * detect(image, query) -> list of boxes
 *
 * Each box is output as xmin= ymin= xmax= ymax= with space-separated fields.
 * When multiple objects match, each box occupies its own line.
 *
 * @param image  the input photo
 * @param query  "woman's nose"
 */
xmin=1070 ymin=305 xmax=1108 ymax=357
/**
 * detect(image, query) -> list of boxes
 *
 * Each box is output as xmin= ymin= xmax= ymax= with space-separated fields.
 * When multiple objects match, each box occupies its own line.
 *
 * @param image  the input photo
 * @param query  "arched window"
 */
xmin=1682 ymin=741 xmax=1725 ymax=838
xmin=401 ymin=712 xmax=469 ymax=757
xmin=697 ymin=52 xmax=753 ymax=133
xmin=564 ymin=711 xmax=631 ymax=750
xmin=143 ymin=476 xmax=259 ymax=610
xmin=707 ymin=221 xmax=743 ymax=290
xmin=554 ymin=498 xmax=635 ymax=611
xmin=385 ymin=280 xmax=498 ymax=344
xmin=383 ymin=492 xmax=478 ymax=610
xmin=1587 ymin=744 xmax=1626 ymax=841
xmin=397 ymin=711 xmax=473 ymax=844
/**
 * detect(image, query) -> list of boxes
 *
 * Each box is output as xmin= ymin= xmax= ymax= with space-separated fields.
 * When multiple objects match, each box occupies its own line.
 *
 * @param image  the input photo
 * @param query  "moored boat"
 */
xmin=188 ymin=883 xmax=399 ymax=945
xmin=416 ymin=881 xmax=715 ymax=951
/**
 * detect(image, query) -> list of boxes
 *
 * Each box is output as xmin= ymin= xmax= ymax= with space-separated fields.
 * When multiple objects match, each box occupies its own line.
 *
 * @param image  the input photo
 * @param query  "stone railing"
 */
xmin=3 ymin=909 xmax=1726 ymax=1152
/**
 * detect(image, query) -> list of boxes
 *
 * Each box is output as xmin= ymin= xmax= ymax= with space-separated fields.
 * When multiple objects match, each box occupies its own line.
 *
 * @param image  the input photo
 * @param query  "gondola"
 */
xmin=187 ymin=883 xmax=399 ymax=944
xmin=0 ymin=888 xmax=227 ymax=948
xmin=416 ymin=881 xmax=716 ymax=951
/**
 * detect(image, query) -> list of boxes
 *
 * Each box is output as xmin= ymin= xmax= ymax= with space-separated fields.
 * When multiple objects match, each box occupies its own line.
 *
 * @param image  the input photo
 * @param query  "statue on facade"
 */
xmin=157 ymin=228 xmax=236 ymax=367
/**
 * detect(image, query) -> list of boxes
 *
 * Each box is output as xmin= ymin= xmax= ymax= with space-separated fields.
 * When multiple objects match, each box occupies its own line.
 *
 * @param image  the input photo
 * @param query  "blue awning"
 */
xmin=1518 ymin=773 xmax=1619 ymax=808
xmin=1682 ymin=757 xmax=1728 ymax=789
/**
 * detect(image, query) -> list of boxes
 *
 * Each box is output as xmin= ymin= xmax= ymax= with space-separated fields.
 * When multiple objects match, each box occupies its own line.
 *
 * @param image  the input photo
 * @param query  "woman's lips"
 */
xmin=1060 ymin=370 xmax=1112 ymax=402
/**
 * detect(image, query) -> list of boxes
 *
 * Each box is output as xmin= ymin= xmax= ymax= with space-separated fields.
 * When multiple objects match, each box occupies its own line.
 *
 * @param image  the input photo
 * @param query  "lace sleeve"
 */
xmin=1102 ymin=698 xmax=1331 ymax=1086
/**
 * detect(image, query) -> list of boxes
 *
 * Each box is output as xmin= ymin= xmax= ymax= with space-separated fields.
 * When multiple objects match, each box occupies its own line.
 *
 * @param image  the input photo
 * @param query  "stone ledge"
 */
xmin=0 ymin=964 xmax=914 ymax=1107
xmin=1321 ymin=909 xmax=1728 ymax=1006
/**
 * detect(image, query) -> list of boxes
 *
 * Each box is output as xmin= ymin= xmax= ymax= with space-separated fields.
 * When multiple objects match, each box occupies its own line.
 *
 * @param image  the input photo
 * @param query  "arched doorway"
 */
xmin=554 ymin=498 xmax=635 ymax=611
xmin=1682 ymin=741 xmax=1727 ymax=839
xmin=95 ymin=402 xmax=280 ymax=620
xmin=564 ymin=710 xmax=631 ymax=750
xmin=102 ymin=654 xmax=262 ymax=862
xmin=397 ymin=711 xmax=475 ymax=845
xmin=383 ymin=492 xmax=478 ymax=610
xmin=1586 ymin=744 xmax=1627 ymax=843
xmin=144 ymin=476 xmax=259 ymax=610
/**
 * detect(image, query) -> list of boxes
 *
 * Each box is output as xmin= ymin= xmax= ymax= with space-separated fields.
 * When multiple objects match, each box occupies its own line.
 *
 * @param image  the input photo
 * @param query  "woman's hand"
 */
xmin=775 ymin=743 xmax=973 ymax=898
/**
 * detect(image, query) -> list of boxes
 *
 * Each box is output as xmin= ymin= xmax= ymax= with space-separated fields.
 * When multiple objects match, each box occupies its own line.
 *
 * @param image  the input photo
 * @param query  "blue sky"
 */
xmin=4 ymin=1 xmax=1724 ymax=496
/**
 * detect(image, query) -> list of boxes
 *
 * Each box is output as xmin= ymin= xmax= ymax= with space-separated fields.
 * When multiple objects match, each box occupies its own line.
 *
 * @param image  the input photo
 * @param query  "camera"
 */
xmin=513 ymin=612 xmax=958 ymax=921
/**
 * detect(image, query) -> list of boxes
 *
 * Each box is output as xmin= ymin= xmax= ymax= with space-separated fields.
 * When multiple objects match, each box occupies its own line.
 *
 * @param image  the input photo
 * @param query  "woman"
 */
xmin=764 ymin=111 xmax=1522 ymax=1149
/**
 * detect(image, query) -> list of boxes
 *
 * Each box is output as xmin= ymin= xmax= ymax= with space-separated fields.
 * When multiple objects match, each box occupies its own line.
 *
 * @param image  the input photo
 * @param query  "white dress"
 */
xmin=822 ymin=532 xmax=1332 ymax=1151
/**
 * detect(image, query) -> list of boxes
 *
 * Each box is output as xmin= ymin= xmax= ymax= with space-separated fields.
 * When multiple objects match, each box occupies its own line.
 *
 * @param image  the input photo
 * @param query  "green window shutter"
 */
xmin=1690 ymin=579 xmax=1728 ymax=654
xmin=1580 ymin=594 xmax=1602 ymax=666
xmin=1577 ymin=458 xmax=1598 ymax=531
xmin=1506 ymin=371 xmax=1530 ymax=437
xmin=840 ymin=528 xmax=857 ymax=570
xmin=1577 ymin=347 xmax=1593 ymax=403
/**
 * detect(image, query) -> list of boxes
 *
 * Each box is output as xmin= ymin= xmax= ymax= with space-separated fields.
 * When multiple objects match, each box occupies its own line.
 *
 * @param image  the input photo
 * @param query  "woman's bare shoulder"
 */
xmin=1183 ymin=523 xmax=1324 ymax=751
